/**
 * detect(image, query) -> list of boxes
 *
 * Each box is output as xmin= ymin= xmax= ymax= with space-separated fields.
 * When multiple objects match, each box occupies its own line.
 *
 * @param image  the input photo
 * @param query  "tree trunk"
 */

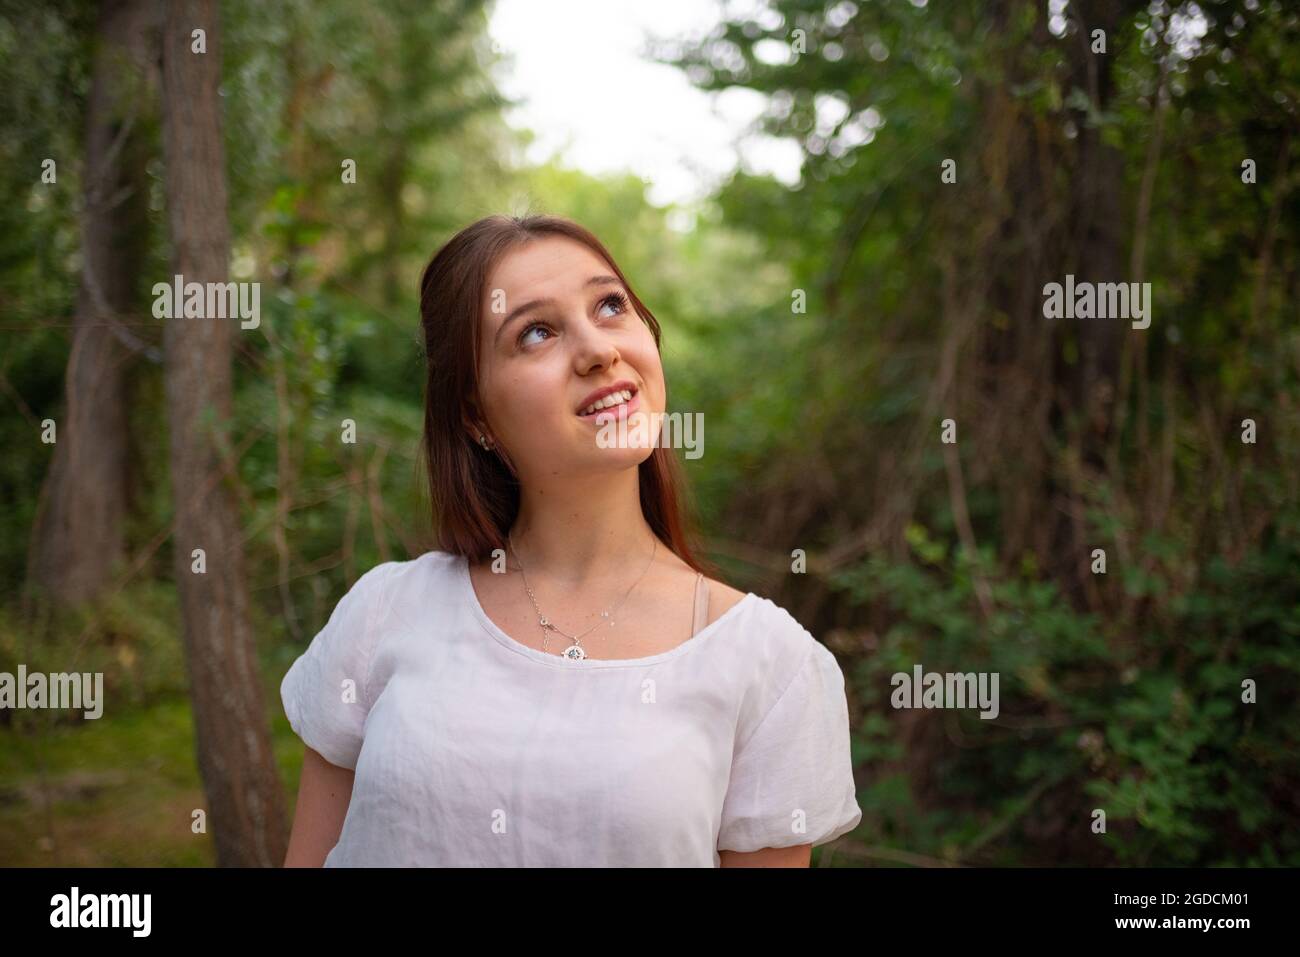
xmin=159 ymin=0 xmax=288 ymax=867
xmin=1067 ymin=0 xmax=1132 ymax=461
xmin=31 ymin=0 xmax=154 ymax=605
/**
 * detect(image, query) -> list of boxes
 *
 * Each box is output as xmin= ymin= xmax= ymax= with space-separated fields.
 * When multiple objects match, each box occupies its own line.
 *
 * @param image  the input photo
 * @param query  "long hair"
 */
xmin=417 ymin=213 xmax=718 ymax=576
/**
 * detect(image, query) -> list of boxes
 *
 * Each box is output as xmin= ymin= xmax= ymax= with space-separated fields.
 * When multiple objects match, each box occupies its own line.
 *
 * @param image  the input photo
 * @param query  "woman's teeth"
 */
xmin=579 ymin=389 xmax=633 ymax=416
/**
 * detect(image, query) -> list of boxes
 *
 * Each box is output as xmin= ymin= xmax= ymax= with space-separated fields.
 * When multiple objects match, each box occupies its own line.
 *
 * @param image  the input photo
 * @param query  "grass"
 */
xmin=0 ymin=675 xmax=307 ymax=867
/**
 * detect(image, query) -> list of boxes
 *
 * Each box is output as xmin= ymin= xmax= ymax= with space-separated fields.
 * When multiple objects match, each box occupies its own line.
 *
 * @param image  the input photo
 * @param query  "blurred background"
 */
xmin=0 ymin=0 xmax=1296 ymax=866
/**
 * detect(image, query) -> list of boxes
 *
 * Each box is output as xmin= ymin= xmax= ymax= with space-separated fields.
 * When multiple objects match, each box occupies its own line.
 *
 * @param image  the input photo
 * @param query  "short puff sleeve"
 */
xmin=718 ymin=641 xmax=862 ymax=853
xmin=280 ymin=563 xmax=394 ymax=770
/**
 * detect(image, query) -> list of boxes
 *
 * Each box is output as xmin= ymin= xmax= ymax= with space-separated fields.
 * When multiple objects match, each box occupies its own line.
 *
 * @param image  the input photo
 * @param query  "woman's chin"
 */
xmin=580 ymin=408 xmax=661 ymax=452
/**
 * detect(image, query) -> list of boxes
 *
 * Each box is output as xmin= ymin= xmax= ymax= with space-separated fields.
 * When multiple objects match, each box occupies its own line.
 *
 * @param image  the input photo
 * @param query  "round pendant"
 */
xmin=561 ymin=643 xmax=587 ymax=661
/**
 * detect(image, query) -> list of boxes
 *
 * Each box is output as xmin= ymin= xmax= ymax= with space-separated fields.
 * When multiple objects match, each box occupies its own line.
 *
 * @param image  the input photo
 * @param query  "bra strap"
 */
xmin=690 ymin=572 xmax=710 ymax=637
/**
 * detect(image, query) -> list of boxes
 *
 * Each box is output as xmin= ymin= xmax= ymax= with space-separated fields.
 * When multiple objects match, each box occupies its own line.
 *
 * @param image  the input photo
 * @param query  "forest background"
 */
xmin=0 ymin=0 xmax=1296 ymax=866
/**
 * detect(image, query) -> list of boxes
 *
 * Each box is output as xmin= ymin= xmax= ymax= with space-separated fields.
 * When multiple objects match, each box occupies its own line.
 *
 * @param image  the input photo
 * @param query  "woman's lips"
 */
xmin=577 ymin=389 xmax=641 ymax=423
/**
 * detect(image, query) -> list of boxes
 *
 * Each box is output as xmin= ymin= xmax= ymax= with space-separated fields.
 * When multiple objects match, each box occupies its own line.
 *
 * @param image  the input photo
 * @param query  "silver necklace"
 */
xmin=507 ymin=532 xmax=657 ymax=661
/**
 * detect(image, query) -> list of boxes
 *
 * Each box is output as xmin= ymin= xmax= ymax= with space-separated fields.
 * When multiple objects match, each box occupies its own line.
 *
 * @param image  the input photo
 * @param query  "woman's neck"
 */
xmin=507 ymin=469 xmax=660 ymax=587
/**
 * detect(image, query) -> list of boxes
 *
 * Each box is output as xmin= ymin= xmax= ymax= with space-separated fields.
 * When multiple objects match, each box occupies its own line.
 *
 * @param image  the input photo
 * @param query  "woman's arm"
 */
xmin=283 ymin=746 xmax=356 ymax=867
xmin=719 ymin=844 xmax=812 ymax=867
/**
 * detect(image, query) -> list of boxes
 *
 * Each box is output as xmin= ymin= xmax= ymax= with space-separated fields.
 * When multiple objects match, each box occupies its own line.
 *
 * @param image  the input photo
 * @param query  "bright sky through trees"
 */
xmin=487 ymin=0 xmax=804 ymax=209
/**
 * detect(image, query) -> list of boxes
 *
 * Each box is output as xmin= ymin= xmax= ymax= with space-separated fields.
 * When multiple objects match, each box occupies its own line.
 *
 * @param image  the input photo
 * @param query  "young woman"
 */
xmin=281 ymin=214 xmax=861 ymax=867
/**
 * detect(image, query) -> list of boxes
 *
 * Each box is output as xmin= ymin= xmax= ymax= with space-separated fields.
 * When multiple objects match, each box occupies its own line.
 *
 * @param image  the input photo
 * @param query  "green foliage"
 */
xmin=828 ymin=505 xmax=1300 ymax=866
xmin=648 ymin=0 xmax=1300 ymax=866
xmin=0 ymin=580 xmax=187 ymax=721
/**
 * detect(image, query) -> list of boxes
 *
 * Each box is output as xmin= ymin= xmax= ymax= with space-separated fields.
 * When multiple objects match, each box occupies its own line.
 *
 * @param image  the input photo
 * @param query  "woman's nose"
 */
xmin=570 ymin=315 xmax=619 ymax=370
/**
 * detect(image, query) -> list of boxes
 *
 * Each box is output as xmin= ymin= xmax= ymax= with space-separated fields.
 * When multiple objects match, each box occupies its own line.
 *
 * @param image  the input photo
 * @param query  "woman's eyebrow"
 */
xmin=494 ymin=275 xmax=624 ymax=344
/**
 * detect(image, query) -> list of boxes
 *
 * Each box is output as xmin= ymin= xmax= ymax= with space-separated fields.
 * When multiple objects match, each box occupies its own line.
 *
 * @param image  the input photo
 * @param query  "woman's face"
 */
xmin=473 ymin=235 xmax=666 ymax=481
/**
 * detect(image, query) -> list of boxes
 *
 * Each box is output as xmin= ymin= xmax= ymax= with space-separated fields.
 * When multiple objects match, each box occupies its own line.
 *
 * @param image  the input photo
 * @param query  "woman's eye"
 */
xmin=518 ymin=322 xmax=552 ymax=347
xmin=597 ymin=291 xmax=629 ymax=320
xmin=517 ymin=293 xmax=628 ymax=348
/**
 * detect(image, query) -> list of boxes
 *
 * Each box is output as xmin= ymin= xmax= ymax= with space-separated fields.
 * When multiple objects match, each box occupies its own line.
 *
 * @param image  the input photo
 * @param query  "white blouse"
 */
xmin=280 ymin=550 xmax=862 ymax=866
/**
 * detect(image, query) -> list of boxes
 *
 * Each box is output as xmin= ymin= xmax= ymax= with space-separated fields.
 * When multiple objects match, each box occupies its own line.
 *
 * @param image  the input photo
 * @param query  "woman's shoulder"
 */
xmin=344 ymin=550 xmax=462 ymax=605
xmin=706 ymin=587 xmax=848 ymax=739
xmin=702 ymin=576 xmax=749 ymax=627
xmin=702 ymin=577 xmax=824 ymax=665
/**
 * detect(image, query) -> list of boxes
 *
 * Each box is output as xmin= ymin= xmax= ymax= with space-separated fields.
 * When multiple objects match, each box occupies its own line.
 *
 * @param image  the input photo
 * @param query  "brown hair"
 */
xmin=417 ymin=213 xmax=718 ymax=576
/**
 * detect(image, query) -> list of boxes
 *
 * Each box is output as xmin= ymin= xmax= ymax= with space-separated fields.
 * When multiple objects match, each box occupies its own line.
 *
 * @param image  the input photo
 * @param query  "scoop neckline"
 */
xmin=457 ymin=553 xmax=757 ymax=670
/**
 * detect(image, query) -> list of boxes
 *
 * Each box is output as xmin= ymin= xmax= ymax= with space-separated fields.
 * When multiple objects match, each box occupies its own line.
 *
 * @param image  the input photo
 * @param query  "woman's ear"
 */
xmin=460 ymin=403 xmax=491 ymax=448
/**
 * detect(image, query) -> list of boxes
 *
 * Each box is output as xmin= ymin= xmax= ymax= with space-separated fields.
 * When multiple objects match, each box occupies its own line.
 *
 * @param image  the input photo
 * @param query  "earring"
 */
xmin=478 ymin=433 xmax=492 ymax=449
